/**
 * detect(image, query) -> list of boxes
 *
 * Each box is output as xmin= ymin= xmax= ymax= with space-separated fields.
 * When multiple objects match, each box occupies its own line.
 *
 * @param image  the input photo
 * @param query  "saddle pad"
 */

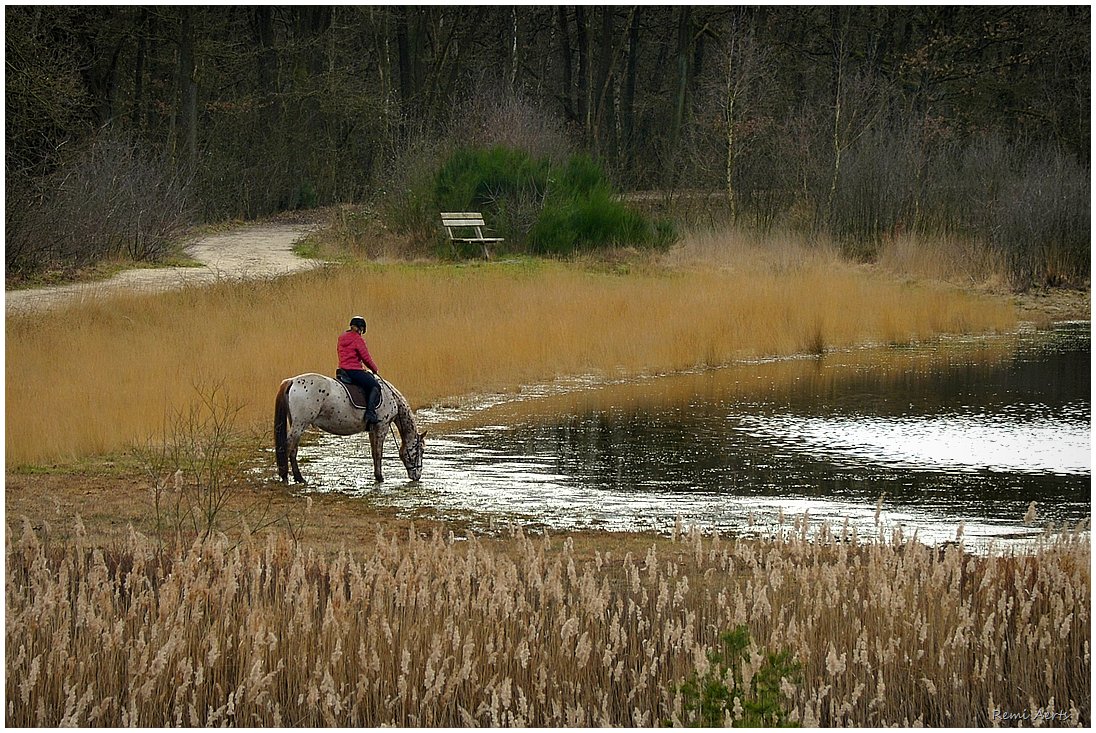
xmin=336 ymin=380 xmax=370 ymax=409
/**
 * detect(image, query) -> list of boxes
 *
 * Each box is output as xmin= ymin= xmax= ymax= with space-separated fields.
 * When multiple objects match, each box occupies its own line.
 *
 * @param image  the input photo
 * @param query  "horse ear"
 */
xmin=419 ymin=430 xmax=428 ymax=439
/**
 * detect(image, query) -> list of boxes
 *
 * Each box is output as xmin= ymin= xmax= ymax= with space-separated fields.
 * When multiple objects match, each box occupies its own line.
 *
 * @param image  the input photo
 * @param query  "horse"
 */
xmin=274 ymin=373 xmax=427 ymax=484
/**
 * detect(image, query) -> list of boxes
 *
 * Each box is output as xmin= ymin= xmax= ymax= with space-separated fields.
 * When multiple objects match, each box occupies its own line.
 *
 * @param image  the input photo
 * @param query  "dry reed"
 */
xmin=5 ymin=229 xmax=1016 ymax=465
xmin=876 ymin=231 xmax=1010 ymax=288
xmin=6 ymin=517 xmax=1088 ymax=727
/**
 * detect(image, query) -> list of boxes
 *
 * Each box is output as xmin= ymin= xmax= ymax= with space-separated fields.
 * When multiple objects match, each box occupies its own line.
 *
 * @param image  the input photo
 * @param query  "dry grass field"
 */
xmin=5 ymin=228 xmax=1017 ymax=466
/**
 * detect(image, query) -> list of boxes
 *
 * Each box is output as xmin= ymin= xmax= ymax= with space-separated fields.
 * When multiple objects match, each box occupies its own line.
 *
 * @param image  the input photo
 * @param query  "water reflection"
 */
xmin=301 ymin=322 xmax=1090 ymax=552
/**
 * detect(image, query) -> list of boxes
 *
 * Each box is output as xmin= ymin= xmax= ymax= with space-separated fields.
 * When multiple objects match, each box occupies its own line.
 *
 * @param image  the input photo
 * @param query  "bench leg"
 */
xmin=481 ymin=243 xmax=490 ymax=260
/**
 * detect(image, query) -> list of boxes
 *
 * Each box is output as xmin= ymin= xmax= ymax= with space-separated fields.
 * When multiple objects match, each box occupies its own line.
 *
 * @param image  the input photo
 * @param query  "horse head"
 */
xmin=399 ymin=429 xmax=428 ymax=481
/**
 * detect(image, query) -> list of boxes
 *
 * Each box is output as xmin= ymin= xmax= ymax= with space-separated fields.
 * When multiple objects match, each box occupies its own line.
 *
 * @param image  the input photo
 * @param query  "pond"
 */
xmin=299 ymin=322 xmax=1090 ymax=552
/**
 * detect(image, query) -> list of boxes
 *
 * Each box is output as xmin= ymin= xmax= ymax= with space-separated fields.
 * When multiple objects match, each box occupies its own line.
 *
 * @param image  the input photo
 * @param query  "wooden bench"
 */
xmin=440 ymin=212 xmax=504 ymax=260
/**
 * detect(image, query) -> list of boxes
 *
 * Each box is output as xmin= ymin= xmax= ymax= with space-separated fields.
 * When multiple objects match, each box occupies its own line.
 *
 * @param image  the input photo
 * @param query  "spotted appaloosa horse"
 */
xmin=274 ymin=373 xmax=427 ymax=484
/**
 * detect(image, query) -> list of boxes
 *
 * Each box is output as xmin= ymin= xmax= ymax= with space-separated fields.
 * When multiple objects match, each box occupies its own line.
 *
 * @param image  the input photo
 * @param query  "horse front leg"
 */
xmin=369 ymin=427 xmax=384 ymax=482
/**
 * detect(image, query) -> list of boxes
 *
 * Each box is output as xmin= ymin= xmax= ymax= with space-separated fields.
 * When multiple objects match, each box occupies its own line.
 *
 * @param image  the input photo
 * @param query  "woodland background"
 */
xmin=5 ymin=5 xmax=1090 ymax=286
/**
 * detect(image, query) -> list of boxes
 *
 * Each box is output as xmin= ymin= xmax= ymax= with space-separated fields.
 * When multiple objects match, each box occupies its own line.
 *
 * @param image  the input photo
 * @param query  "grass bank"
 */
xmin=5 ymin=230 xmax=1017 ymax=466
xmin=6 ymin=517 xmax=1088 ymax=726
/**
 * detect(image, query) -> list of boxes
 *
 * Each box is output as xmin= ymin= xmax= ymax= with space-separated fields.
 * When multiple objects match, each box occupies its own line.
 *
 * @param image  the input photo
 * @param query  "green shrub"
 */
xmin=556 ymin=153 xmax=608 ymax=196
xmin=434 ymin=146 xmax=675 ymax=255
xmin=674 ymin=625 xmax=801 ymax=728
xmin=527 ymin=188 xmax=652 ymax=253
xmin=435 ymin=146 xmax=550 ymax=213
xmin=289 ymin=179 xmax=318 ymax=210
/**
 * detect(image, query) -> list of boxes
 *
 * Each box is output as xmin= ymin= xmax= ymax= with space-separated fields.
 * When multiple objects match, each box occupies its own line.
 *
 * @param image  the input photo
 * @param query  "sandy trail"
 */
xmin=5 ymin=223 xmax=320 ymax=315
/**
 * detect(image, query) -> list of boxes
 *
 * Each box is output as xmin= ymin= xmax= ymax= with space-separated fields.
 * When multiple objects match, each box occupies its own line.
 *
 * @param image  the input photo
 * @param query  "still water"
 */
xmin=300 ymin=322 xmax=1090 ymax=552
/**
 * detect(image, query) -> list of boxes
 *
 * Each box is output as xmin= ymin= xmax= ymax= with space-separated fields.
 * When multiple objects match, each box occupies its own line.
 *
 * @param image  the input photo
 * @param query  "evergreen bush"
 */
xmin=673 ymin=625 xmax=801 ymax=728
xmin=433 ymin=146 xmax=674 ymax=255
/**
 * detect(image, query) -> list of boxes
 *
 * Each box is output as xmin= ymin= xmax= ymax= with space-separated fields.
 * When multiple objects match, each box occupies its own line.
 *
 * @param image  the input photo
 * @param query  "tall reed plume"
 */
xmin=6 ymin=517 xmax=1088 ymax=726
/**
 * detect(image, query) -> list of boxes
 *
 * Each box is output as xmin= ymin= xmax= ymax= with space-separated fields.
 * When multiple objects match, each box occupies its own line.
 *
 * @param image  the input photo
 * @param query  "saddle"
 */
xmin=334 ymin=369 xmax=371 ymax=409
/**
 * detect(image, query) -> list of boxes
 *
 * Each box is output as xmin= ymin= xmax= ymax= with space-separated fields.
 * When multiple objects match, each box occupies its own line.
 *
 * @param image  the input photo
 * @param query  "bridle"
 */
xmin=377 ymin=376 xmax=423 ymax=476
xmin=395 ymin=428 xmax=423 ymax=475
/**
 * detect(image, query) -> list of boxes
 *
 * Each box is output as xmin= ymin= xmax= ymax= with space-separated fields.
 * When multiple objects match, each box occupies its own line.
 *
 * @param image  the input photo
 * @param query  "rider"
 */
xmin=338 ymin=316 xmax=381 ymax=427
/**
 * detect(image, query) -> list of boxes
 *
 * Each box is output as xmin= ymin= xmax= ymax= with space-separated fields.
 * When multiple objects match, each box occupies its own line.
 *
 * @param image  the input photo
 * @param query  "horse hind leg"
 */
xmin=289 ymin=425 xmax=307 ymax=484
xmin=369 ymin=427 xmax=384 ymax=483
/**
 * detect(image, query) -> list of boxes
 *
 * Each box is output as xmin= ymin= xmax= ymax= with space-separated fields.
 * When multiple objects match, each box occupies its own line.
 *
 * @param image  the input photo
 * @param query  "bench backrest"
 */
xmin=441 ymin=212 xmax=487 ymax=229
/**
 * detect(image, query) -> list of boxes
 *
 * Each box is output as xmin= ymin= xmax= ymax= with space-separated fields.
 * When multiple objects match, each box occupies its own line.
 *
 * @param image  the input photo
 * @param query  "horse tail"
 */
xmin=274 ymin=379 xmax=292 ymax=481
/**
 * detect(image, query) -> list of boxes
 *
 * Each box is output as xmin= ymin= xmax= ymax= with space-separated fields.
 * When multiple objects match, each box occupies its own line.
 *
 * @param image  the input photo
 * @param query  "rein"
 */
xmin=376 ymin=376 xmax=423 ymax=473
xmin=387 ymin=423 xmax=400 ymax=454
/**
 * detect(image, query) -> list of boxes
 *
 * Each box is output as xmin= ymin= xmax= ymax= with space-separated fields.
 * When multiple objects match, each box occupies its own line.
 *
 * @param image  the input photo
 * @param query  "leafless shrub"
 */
xmin=988 ymin=147 xmax=1090 ymax=289
xmin=816 ymin=120 xmax=1089 ymax=286
xmin=449 ymin=75 xmax=575 ymax=166
xmin=5 ymin=131 xmax=192 ymax=279
xmin=134 ymin=381 xmax=250 ymax=545
xmin=828 ymin=122 xmax=920 ymax=254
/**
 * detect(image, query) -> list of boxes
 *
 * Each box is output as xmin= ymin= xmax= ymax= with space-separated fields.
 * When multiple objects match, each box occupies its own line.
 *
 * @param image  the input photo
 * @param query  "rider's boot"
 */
xmin=365 ymin=386 xmax=380 ymax=427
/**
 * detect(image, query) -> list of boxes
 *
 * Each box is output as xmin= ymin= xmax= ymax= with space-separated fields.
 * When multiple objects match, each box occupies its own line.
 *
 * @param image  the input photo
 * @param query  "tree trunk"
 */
xmin=592 ymin=7 xmax=615 ymax=155
xmin=253 ymin=7 xmax=277 ymax=100
xmin=132 ymin=9 xmax=147 ymax=134
xmin=177 ymin=7 xmax=198 ymax=169
xmin=575 ymin=5 xmax=590 ymax=140
xmin=670 ymin=6 xmax=692 ymax=153
xmin=726 ymin=51 xmax=736 ymax=222
xmin=508 ymin=7 xmax=519 ymax=91
xmin=556 ymin=7 xmax=576 ymax=123
xmin=827 ymin=7 xmax=847 ymax=226
xmin=395 ymin=6 xmax=414 ymax=114
xmin=622 ymin=7 xmax=640 ymax=170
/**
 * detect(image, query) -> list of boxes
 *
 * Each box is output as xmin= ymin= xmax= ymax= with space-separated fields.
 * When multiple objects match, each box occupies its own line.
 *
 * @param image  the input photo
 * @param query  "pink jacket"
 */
xmin=337 ymin=330 xmax=378 ymax=373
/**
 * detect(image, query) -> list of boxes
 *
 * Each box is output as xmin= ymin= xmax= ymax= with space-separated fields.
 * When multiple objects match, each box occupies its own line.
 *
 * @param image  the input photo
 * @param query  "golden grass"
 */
xmin=6 ymin=517 xmax=1088 ymax=726
xmin=439 ymin=331 xmax=1026 ymax=432
xmin=876 ymin=231 xmax=1010 ymax=288
xmin=5 ymin=228 xmax=1017 ymax=465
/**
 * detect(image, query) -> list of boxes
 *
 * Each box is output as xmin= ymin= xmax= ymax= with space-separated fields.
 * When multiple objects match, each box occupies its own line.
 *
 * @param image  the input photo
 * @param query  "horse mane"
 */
xmin=383 ymin=379 xmax=420 ymax=443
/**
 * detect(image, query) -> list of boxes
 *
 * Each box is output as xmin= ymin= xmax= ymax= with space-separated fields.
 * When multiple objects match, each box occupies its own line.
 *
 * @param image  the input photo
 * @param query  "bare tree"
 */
xmin=825 ymin=8 xmax=888 ymax=227
xmin=712 ymin=11 xmax=771 ymax=221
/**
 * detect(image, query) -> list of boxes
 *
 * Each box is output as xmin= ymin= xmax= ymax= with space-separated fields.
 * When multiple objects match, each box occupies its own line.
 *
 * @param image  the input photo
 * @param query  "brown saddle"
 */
xmin=334 ymin=369 xmax=370 ymax=409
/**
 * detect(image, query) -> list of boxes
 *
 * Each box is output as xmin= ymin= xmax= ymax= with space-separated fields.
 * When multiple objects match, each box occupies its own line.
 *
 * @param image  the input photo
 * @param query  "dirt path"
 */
xmin=5 ymin=223 xmax=321 ymax=315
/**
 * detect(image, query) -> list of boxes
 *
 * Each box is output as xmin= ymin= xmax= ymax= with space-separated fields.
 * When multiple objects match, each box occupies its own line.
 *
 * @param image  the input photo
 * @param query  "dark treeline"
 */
xmin=6 ymin=5 xmax=1090 ymax=285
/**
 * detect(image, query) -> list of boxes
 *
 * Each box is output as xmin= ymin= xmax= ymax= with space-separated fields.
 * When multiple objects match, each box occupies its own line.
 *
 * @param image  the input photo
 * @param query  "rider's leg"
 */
xmin=346 ymin=370 xmax=377 ymax=427
xmin=362 ymin=372 xmax=380 ymax=426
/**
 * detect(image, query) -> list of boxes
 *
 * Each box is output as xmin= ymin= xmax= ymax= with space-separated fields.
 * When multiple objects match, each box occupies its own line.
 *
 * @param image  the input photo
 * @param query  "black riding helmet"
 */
xmin=349 ymin=316 xmax=367 ymax=331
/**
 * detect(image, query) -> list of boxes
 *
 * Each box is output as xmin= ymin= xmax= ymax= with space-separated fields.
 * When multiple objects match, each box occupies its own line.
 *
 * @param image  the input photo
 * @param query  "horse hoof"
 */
xmin=374 ymin=475 xmax=384 ymax=483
